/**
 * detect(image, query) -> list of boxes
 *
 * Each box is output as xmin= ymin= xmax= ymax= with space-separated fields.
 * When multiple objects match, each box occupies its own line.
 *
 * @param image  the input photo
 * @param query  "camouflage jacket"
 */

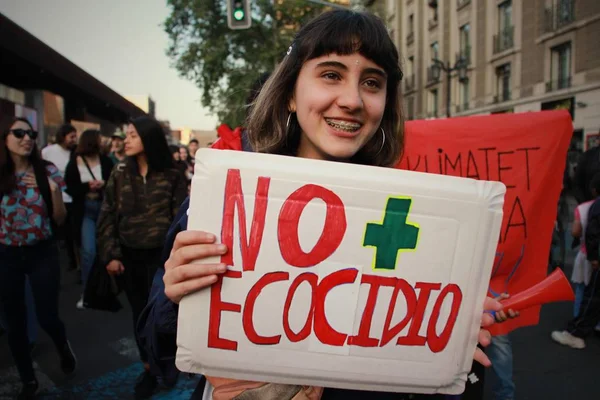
xmin=97 ymin=162 xmax=188 ymax=266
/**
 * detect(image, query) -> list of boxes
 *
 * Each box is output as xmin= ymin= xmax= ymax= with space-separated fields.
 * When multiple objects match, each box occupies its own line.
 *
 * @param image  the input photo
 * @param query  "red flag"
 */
xmin=397 ymin=110 xmax=572 ymax=334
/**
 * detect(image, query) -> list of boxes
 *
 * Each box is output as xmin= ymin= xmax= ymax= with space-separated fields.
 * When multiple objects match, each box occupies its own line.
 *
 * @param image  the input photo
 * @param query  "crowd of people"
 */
xmin=0 ymin=116 xmax=189 ymax=399
xmin=1 ymin=7 xmax=598 ymax=400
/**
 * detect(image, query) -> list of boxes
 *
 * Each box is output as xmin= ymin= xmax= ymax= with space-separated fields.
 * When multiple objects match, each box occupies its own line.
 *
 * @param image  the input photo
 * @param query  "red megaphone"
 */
xmin=500 ymin=268 xmax=575 ymax=312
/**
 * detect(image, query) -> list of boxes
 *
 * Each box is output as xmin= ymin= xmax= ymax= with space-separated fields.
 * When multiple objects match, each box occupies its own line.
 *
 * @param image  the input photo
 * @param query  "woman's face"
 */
xmin=5 ymin=120 xmax=35 ymax=158
xmin=179 ymin=147 xmax=189 ymax=160
xmin=124 ymin=123 xmax=144 ymax=157
xmin=173 ymin=151 xmax=180 ymax=161
xmin=290 ymin=52 xmax=387 ymax=162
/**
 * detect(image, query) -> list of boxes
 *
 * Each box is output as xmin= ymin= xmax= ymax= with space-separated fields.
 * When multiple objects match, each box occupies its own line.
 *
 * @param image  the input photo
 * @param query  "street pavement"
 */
xmin=1 ymin=238 xmax=599 ymax=399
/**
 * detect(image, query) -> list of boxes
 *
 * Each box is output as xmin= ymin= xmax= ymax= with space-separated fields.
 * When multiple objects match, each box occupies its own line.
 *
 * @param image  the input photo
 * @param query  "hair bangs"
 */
xmin=296 ymin=11 xmax=402 ymax=82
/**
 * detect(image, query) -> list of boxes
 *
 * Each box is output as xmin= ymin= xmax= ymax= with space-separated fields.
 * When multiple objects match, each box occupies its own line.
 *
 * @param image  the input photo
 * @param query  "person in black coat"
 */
xmin=65 ymin=130 xmax=114 ymax=308
xmin=573 ymin=145 xmax=600 ymax=204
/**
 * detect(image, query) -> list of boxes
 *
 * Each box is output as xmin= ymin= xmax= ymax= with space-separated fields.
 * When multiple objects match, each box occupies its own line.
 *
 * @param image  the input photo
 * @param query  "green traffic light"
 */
xmin=234 ymin=9 xmax=245 ymax=21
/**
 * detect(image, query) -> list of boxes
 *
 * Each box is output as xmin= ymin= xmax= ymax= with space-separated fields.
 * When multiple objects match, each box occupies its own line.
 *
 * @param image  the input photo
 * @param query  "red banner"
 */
xmin=396 ymin=110 xmax=573 ymax=335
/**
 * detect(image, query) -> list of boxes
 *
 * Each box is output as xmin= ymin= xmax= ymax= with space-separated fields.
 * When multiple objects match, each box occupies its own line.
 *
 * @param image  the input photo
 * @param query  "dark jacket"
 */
xmin=585 ymin=197 xmax=600 ymax=262
xmin=64 ymin=155 xmax=114 ymax=242
xmin=574 ymin=146 xmax=600 ymax=203
xmin=136 ymin=133 xmax=444 ymax=400
xmin=96 ymin=160 xmax=188 ymax=267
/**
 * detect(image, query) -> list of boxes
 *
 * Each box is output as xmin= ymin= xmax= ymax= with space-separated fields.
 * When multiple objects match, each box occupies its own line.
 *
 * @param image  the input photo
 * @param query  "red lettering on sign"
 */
xmin=348 ymin=275 xmax=396 ymax=347
xmin=397 ymin=282 xmax=441 ymax=346
xmin=381 ymin=278 xmax=418 ymax=347
xmin=278 ymin=185 xmax=347 ymax=268
xmin=243 ymin=271 xmax=289 ymax=345
xmin=427 ymin=284 xmax=463 ymax=353
xmin=313 ymin=268 xmax=359 ymax=346
xmin=221 ymin=169 xmax=270 ymax=271
xmin=208 ymin=270 xmax=242 ymax=350
xmin=283 ymin=273 xmax=318 ymax=342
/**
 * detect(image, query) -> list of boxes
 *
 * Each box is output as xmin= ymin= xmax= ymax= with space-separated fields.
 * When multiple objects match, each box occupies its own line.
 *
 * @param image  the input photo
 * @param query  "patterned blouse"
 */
xmin=0 ymin=164 xmax=65 ymax=246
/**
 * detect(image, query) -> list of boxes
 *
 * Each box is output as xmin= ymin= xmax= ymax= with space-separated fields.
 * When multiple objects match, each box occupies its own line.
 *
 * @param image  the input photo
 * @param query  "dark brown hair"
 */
xmin=0 ymin=116 xmax=45 ymax=195
xmin=55 ymin=123 xmax=76 ymax=145
xmin=76 ymin=129 xmax=101 ymax=156
xmin=246 ymin=9 xmax=404 ymax=167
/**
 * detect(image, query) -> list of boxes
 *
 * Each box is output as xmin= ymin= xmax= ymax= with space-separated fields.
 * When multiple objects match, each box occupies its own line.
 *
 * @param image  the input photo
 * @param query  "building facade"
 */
xmin=385 ymin=0 xmax=600 ymax=150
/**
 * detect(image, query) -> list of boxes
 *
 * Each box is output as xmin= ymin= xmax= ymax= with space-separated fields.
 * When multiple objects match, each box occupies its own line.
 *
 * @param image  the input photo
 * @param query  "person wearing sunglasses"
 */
xmin=0 ymin=117 xmax=77 ymax=399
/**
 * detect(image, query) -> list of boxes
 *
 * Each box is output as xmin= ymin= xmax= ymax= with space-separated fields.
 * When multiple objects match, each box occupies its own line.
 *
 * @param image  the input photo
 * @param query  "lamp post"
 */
xmin=430 ymin=57 xmax=469 ymax=118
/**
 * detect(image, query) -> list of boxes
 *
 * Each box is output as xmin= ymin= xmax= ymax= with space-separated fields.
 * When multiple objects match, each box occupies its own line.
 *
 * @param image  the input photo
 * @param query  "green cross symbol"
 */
xmin=363 ymin=197 xmax=420 ymax=271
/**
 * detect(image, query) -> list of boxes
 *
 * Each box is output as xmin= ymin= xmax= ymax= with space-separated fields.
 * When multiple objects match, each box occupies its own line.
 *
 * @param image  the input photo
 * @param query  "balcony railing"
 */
xmin=407 ymin=31 xmax=414 ymax=45
xmin=404 ymin=74 xmax=416 ymax=92
xmin=544 ymin=0 xmax=575 ymax=33
xmin=427 ymin=67 xmax=440 ymax=84
xmin=456 ymin=46 xmax=471 ymax=66
xmin=546 ymin=76 xmax=572 ymax=92
xmin=493 ymin=90 xmax=511 ymax=103
xmin=457 ymin=0 xmax=471 ymax=10
xmin=493 ymin=25 xmax=514 ymax=54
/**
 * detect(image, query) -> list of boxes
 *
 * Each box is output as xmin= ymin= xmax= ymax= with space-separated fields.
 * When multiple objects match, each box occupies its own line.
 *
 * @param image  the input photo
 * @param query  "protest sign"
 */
xmin=397 ymin=110 xmax=572 ymax=335
xmin=177 ymin=149 xmax=506 ymax=394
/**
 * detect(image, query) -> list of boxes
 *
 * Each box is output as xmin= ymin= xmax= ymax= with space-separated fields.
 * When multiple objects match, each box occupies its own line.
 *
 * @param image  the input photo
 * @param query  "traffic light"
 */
xmin=227 ymin=0 xmax=251 ymax=30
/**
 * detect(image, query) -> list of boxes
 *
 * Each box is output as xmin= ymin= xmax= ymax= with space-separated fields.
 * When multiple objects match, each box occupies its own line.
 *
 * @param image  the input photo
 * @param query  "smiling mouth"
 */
xmin=325 ymin=118 xmax=362 ymax=133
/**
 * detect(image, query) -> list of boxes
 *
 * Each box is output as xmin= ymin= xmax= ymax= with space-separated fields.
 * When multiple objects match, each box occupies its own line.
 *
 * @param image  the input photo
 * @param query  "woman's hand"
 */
xmin=493 ymin=293 xmax=520 ymax=322
xmin=21 ymin=173 xmax=59 ymax=192
xmin=90 ymin=180 xmax=105 ymax=191
xmin=163 ymin=231 xmax=228 ymax=304
xmin=474 ymin=296 xmax=503 ymax=367
xmin=106 ymin=259 xmax=125 ymax=276
xmin=22 ymin=172 xmax=37 ymax=188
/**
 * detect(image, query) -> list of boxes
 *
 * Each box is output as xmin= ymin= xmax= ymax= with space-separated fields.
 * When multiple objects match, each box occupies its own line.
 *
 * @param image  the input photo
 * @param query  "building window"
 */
xmin=430 ymin=41 xmax=439 ymax=61
xmin=494 ymin=1 xmax=514 ymax=53
xmin=407 ymin=97 xmax=415 ymax=120
xmin=407 ymin=14 xmax=415 ymax=43
xmin=495 ymin=64 xmax=511 ymax=102
xmin=545 ymin=0 xmax=576 ymax=32
xmin=459 ymin=24 xmax=471 ymax=64
xmin=460 ymin=80 xmax=470 ymax=110
xmin=498 ymin=1 xmax=512 ymax=30
xmin=556 ymin=0 xmax=575 ymax=27
xmin=405 ymin=56 xmax=416 ymax=92
xmin=428 ymin=1 xmax=438 ymax=22
xmin=429 ymin=89 xmax=439 ymax=117
xmin=548 ymin=42 xmax=572 ymax=91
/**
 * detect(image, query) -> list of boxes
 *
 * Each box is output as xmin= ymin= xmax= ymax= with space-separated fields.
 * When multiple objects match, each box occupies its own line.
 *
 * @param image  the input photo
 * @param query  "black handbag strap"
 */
xmin=81 ymin=156 xmax=98 ymax=181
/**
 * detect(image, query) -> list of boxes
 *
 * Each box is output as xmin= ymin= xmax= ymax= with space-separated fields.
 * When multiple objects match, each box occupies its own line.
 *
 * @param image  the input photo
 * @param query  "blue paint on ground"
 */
xmin=41 ymin=363 xmax=199 ymax=399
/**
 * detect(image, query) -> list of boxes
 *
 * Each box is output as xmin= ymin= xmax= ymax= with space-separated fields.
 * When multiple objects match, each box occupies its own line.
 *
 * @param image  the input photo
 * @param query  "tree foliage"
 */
xmin=164 ymin=0 xmax=331 ymax=128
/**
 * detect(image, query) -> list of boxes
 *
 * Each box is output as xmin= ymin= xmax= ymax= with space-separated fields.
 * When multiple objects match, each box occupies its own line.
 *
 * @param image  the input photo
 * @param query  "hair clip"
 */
xmin=286 ymin=44 xmax=293 ymax=56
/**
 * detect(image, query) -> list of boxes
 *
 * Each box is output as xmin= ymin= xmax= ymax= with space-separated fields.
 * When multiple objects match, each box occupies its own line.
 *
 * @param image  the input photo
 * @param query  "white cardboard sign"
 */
xmin=177 ymin=148 xmax=506 ymax=394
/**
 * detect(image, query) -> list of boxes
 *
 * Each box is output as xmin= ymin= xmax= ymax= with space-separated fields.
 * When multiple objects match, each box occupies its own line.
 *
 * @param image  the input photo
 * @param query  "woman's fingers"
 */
xmin=166 ymin=243 xmax=227 ymax=270
xmin=478 ymin=328 xmax=492 ymax=347
xmin=22 ymin=175 xmax=37 ymax=187
xmin=473 ymin=347 xmax=491 ymax=367
xmin=171 ymin=231 xmax=217 ymax=253
xmin=165 ymin=263 xmax=227 ymax=285
xmin=484 ymin=296 xmax=502 ymax=312
xmin=481 ymin=312 xmax=495 ymax=327
xmin=473 ymin=328 xmax=493 ymax=367
xmin=164 ymin=264 xmax=227 ymax=303
xmin=495 ymin=310 xmax=508 ymax=322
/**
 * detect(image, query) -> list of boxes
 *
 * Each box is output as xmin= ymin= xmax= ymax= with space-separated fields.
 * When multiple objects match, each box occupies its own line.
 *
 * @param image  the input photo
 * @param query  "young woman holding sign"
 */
xmin=139 ymin=9 xmax=504 ymax=400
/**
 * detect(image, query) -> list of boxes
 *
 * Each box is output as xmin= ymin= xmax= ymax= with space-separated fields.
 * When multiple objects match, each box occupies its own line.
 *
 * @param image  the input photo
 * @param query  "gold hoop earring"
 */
xmin=376 ymin=127 xmax=386 ymax=155
xmin=286 ymin=112 xmax=295 ymax=133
